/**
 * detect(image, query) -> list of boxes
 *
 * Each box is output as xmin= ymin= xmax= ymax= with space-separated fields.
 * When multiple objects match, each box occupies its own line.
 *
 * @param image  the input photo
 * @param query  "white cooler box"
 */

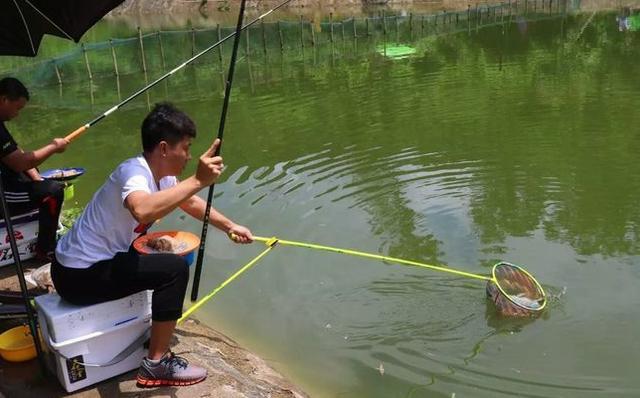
xmin=0 ymin=209 xmax=38 ymax=267
xmin=35 ymin=290 xmax=152 ymax=392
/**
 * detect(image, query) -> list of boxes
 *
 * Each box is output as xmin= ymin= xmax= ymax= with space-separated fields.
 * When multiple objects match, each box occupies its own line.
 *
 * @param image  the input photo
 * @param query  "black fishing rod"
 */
xmin=64 ymin=0 xmax=294 ymax=142
xmin=190 ymin=0 xmax=248 ymax=302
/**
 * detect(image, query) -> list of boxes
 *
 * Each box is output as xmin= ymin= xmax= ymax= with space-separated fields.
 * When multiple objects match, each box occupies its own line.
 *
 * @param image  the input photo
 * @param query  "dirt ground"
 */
xmin=110 ymin=0 xmax=489 ymax=15
xmin=109 ymin=0 xmax=637 ymax=17
xmin=105 ymin=0 xmax=635 ymax=32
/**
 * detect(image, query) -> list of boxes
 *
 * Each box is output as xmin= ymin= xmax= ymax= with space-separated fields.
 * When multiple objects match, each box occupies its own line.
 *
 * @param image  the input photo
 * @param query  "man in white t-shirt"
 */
xmin=52 ymin=103 xmax=253 ymax=387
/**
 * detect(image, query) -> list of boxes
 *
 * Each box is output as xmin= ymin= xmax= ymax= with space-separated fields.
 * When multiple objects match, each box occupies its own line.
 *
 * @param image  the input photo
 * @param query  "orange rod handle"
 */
xmin=64 ymin=125 xmax=88 ymax=142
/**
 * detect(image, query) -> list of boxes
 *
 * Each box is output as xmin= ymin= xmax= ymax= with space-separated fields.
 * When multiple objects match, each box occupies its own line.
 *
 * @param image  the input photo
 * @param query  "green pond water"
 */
xmin=5 ymin=7 xmax=640 ymax=397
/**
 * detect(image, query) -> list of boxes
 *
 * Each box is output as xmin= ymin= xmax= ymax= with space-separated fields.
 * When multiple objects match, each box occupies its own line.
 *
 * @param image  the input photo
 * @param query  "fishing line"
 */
xmin=246 ymin=235 xmax=547 ymax=313
xmin=180 ymin=234 xmax=546 ymax=321
xmin=251 ymin=236 xmax=492 ymax=280
xmin=63 ymin=0 xmax=295 ymax=142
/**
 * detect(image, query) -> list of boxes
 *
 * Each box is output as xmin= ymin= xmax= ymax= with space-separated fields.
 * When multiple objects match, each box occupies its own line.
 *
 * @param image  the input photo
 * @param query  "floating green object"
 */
xmin=63 ymin=184 xmax=74 ymax=201
xmin=628 ymin=15 xmax=640 ymax=31
xmin=377 ymin=44 xmax=417 ymax=59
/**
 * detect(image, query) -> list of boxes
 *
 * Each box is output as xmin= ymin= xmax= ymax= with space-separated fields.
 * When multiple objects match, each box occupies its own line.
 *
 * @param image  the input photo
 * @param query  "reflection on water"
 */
xmin=8 ymin=7 xmax=640 ymax=397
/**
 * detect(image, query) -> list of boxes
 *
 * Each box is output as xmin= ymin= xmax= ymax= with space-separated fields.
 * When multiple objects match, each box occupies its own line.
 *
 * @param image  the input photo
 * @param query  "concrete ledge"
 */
xmin=0 ymin=317 xmax=308 ymax=398
xmin=0 ymin=263 xmax=308 ymax=398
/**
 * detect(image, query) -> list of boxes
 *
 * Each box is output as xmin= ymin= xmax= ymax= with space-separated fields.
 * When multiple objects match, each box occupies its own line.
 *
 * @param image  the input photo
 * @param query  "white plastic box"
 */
xmin=35 ymin=290 xmax=151 ymax=342
xmin=35 ymin=291 xmax=152 ymax=392
xmin=0 ymin=209 xmax=38 ymax=267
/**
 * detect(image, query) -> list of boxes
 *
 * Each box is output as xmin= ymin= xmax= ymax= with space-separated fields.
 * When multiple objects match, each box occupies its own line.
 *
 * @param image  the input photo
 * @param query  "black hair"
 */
xmin=0 ymin=77 xmax=29 ymax=101
xmin=141 ymin=102 xmax=196 ymax=152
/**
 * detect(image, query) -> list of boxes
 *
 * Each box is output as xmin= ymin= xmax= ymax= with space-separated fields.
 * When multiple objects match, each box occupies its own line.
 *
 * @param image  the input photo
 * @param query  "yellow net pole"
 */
xmin=251 ymin=236 xmax=492 ymax=282
xmin=178 ymin=238 xmax=279 ymax=324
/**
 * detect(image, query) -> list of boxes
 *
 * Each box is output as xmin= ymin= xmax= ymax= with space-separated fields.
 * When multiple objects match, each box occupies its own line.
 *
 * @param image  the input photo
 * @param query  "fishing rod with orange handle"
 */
xmin=63 ymin=0 xmax=295 ymax=143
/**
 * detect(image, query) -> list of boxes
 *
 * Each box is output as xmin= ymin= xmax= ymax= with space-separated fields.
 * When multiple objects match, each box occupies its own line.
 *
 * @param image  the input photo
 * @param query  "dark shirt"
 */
xmin=0 ymin=122 xmax=27 ymax=189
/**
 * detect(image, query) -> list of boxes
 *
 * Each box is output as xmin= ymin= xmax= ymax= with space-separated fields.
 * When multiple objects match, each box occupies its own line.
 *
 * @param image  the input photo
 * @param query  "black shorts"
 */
xmin=51 ymin=247 xmax=189 ymax=322
xmin=2 ymin=178 xmax=64 ymax=254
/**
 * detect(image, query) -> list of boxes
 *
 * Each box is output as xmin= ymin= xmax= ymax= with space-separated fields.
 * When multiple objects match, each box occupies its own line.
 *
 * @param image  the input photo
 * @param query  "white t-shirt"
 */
xmin=56 ymin=155 xmax=177 ymax=269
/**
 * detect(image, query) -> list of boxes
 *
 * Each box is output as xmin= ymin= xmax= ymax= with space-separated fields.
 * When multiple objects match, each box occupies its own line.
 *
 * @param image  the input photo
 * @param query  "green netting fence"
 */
xmin=0 ymin=0 xmax=570 ymax=88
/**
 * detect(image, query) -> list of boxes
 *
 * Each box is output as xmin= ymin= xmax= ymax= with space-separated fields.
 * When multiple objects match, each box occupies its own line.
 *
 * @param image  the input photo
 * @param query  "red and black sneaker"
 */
xmin=136 ymin=351 xmax=207 ymax=387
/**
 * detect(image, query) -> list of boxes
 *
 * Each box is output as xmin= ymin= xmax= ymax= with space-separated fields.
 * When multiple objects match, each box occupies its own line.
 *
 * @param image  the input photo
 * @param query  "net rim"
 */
xmin=491 ymin=261 xmax=547 ymax=312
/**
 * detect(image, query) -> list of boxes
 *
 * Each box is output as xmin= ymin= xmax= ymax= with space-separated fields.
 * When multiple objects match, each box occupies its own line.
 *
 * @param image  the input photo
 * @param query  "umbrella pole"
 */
xmin=0 ymin=171 xmax=46 ymax=373
xmin=191 ymin=0 xmax=248 ymax=302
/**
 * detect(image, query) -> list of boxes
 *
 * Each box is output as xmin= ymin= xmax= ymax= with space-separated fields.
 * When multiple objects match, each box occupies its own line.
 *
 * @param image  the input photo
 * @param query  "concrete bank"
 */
xmin=0 ymin=263 xmax=308 ymax=398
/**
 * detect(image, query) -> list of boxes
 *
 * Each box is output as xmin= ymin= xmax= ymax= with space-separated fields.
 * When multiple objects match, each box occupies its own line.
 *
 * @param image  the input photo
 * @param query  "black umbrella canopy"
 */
xmin=0 ymin=0 xmax=125 ymax=57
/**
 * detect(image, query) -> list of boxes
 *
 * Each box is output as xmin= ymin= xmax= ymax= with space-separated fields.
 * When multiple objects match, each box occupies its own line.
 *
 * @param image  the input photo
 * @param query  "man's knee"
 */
xmin=34 ymin=180 xmax=64 ymax=201
xmin=177 ymin=257 xmax=189 ymax=284
xmin=48 ymin=181 xmax=64 ymax=200
xmin=168 ymin=255 xmax=190 ymax=288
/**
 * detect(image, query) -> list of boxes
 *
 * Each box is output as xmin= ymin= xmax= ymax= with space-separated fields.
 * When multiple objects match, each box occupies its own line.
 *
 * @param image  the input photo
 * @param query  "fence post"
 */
xmin=500 ymin=3 xmax=504 ymax=20
xmin=155 ymin=32 xmax=166 ymax=71
xmin=277 ymin=21 xmax=284 ymax=52
xmin=300 ymin=15 xmax=305 ymax=52
xmin=365 ymin=17 xmax=370 ymax=37
xmin=409 ymin=13 xmax=413 ymax=38
xmin=89 ymin=79 xmax=95 ymax=105
xmin=310 ymin=21 xmax=316 ymax=47
xmin=109 ymin=39 xmax=119 ymax=77
xmin=115 ymin=72 xmax=121 ymax=101
xmin=191 ymin=27 xmax=196 ymax=57
xmin=245 ymin=25 xmax=250 ymax=56
xmin=261 ymin=19 xmax=267 ymax=56
xmin=53 ymin=62 xmax=62 ymax=85
xmin=395 ymin=14 xmax=399 ymax=40
xmin=81 ymin=43 xmax=93 ymax=81
xmin=353 ymin=16 xmax=357 ymax=38
xmin=137 ymin=27 xmax=150 ymax=109
xmin=217 ymin=24 xmax=223 ymax=63
xmin=382 ymin=11 xmax=387 ymax=38
xmin=330 ymin=13 xmax=334 ymax=43
xmin=137 ymin=27 xmax=147 ymax=74
xmin=442 ymin=11 xmax=446 ymax=29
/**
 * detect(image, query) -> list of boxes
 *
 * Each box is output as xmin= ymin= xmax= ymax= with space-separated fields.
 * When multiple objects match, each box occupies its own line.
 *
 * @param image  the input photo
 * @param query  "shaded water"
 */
xmin=7 ymin=8 xmax=640 ymax=397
